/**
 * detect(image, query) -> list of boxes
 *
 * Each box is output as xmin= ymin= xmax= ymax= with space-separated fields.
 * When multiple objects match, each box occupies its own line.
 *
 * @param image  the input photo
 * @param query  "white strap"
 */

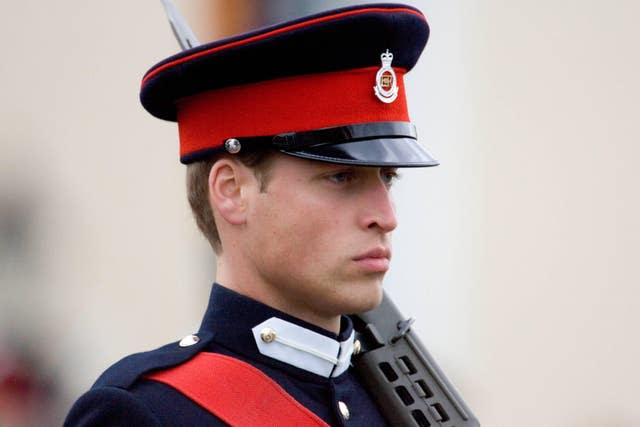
xmin=252 ymin=317 xmax=354 ymax=378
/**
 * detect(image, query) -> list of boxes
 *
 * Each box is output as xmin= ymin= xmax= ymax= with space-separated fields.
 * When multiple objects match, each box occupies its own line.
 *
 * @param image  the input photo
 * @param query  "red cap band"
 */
xmin=176 ymin=67 xmax=409 ymax=159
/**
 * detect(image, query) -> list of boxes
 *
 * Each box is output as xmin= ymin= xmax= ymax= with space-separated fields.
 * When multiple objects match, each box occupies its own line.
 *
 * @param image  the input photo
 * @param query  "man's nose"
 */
xmin=359 ymin=181 xmax=398 ymax=232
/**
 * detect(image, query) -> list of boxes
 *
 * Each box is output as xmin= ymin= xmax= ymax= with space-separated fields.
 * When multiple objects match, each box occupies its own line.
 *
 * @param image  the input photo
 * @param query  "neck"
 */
xmin=215 ymin=256 xmax=342 ymax=334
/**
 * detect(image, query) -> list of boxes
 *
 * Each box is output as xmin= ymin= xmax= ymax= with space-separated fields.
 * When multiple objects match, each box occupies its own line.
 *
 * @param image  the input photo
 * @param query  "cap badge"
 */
xmin=374 ymin=49 xmax=398 ymax=104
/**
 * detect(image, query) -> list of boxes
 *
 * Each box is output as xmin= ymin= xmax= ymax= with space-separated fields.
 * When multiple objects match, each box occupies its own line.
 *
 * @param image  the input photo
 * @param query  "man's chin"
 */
xmin=343 ymin=282 xmax=384 ymax=314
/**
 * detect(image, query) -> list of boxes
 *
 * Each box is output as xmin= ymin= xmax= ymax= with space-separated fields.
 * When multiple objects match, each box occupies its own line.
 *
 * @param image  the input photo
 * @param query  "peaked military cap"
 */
xmin=140 ymin=3 xmax=438 ymax=167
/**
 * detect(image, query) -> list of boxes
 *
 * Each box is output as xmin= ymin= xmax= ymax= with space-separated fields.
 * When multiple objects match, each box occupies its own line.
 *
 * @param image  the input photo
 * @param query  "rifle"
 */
xmin=351 ymin=293 xmax=480 ymax=426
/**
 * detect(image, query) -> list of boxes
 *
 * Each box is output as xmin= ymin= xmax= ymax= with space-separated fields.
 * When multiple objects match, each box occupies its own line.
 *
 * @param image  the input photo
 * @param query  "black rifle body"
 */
xmin=350 ymin=293 xmax=480 ymax=427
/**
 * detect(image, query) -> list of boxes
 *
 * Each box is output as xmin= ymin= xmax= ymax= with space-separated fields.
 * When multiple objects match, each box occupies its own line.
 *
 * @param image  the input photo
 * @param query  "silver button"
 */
xmin=353 ymin=339 xmax=362 ymax=355
xmin=338 ymin=401 xmax=350 ymax=420
xmin=224 ymin=138 xmax=241 ymax=153
xmin=178 ymin=334 xmax=200 ymax=347
xmin=260 ymin=327 xmax=276 ymax=343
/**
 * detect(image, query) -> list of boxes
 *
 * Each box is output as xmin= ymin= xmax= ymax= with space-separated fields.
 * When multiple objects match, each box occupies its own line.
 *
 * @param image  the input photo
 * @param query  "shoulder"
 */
xmin=64 ymin=332 xmax=218 ymax=427
xmin=93 ymin=331 xmax=213 ymax=389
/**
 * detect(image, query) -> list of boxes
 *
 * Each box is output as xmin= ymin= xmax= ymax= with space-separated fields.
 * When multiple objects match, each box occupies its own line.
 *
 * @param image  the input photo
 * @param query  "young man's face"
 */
xmin=241 ymin=153 xmax=399 ymax=327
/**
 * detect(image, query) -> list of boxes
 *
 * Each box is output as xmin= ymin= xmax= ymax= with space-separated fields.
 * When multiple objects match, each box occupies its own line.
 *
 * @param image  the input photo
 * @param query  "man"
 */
xmin=64 ymin=3 xmax=436 ymax=426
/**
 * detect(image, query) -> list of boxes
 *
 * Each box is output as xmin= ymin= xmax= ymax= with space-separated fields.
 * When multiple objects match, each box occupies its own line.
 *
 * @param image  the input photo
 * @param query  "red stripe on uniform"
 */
xmin=145 ymin=352 xmax=329 ymax=426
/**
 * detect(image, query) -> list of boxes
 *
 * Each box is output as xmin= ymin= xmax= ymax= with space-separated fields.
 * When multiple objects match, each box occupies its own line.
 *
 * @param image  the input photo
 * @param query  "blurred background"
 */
xmin=1 ymin=0 xmax=638 ymax=425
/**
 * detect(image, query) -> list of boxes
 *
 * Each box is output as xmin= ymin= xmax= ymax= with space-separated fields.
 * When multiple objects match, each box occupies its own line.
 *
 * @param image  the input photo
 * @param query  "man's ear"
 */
xmin=208 ymin=158 xmax=249 ymax=225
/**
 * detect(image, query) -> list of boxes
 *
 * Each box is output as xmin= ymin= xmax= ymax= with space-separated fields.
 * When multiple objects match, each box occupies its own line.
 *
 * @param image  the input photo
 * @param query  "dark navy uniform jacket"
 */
xmin=64 ymin=284 xmax=387 ymax=426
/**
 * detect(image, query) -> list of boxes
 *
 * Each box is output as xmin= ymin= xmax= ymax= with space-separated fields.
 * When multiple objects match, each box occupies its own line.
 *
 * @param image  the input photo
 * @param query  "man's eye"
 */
xmin=328 ymin=171 xmax=355 ymax=184
xmin=381 ymin=170 xmax=400 ymax=185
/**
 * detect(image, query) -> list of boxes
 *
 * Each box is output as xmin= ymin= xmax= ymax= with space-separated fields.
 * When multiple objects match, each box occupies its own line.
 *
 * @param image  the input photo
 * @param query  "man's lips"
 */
xmin=354 ymin=247 xmax=391 ymax=261
xmin=353 ymin=247 xmax=391 ymax=272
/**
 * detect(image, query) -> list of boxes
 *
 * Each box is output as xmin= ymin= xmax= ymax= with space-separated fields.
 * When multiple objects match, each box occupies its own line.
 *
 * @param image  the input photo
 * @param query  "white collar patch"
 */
xmin=251 ymin=317 xmax=354 ymax=378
